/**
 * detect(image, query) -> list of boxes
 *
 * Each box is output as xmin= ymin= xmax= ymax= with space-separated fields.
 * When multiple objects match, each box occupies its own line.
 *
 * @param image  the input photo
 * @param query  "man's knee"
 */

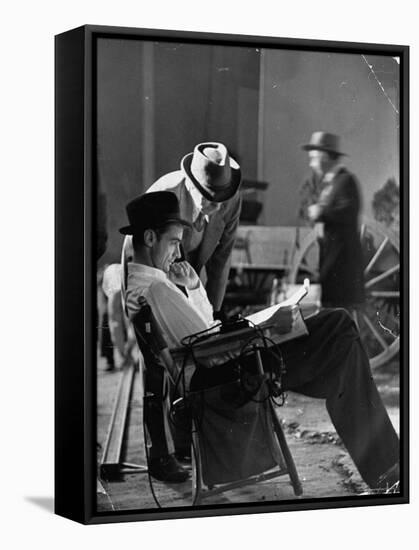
xmin=322 ymin=307 xmax=358 ymax=335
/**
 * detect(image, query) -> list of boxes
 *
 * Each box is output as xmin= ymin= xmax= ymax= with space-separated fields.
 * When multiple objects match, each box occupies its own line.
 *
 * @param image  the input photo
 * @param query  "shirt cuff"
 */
xmin=186 ymin=280 xmax=207 ymax=300
xmin=186 ymin=282 xmax=214 ymax=324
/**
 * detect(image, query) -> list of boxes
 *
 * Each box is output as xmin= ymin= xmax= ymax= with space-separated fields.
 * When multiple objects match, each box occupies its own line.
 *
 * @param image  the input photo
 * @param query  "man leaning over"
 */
xmin=124 ymin=141 xmax=242 ymax=315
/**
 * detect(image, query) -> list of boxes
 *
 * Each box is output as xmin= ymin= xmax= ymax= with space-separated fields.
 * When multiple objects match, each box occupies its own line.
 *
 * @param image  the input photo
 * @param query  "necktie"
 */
xmin=193 ymin=211 xmax=206 ymax=232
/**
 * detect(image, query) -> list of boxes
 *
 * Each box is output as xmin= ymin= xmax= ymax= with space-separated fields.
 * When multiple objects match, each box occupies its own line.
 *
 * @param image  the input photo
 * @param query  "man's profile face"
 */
xmin=151 ymin=224 xmax=183 ymax=273
xmin=308 ymin=149 xmax=333 ymax=177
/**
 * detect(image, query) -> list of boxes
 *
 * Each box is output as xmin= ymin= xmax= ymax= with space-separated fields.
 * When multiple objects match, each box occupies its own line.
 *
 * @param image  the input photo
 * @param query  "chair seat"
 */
xmin=189 ymin=380 xmax=277 ymax=486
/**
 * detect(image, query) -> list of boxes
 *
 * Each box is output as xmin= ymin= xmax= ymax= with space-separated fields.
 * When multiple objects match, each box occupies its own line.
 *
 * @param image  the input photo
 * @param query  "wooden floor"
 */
xmin=96 ymin=357 xmax=399 ymax=512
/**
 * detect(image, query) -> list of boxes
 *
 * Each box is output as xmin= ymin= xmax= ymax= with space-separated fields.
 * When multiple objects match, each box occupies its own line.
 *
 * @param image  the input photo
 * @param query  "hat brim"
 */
xmin=301 ymin=143 xmax=347 ymax=156
xmin=119 ymin=217 xmax=191 ymax=236
xmin=119 ymin=225 xmax=134 ymax=235
xmin=181 ymin=153 xmax=242 ymax=203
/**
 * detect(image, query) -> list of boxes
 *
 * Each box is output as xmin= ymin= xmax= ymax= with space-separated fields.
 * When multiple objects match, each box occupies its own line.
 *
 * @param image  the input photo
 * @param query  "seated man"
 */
xmin=122 ymin=191 xmax=400 ymax=492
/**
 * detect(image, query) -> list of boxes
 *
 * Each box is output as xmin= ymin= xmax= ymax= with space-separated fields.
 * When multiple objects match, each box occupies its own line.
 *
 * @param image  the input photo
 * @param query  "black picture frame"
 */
xmin=55 ymin=24 xmax=409 ymax=525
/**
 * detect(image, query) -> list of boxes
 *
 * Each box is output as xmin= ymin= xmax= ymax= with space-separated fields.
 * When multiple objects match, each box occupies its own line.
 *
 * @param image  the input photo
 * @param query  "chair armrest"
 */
xmin=171 ymin=326 xmax=264 ymax=363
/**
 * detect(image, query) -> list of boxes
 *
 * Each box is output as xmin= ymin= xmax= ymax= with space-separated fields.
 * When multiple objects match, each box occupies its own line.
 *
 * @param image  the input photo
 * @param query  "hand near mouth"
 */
xmin=168 ymin=261 xmax=200 ymax=290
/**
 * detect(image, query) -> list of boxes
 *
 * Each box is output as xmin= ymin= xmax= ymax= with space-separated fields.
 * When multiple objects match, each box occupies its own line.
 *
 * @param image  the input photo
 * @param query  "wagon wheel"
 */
xmin=289 ymin=218 xmax=400 ymax=369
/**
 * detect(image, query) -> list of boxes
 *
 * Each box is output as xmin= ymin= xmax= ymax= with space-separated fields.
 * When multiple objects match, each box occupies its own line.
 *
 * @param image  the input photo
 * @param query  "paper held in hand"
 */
xmin=246 ymin=279 xmax=310 ymax=344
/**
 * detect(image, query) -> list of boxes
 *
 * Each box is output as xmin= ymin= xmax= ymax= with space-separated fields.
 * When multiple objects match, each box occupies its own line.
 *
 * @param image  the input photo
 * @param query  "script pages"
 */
xmin=246 ymin=283 xmax=310 ymax=344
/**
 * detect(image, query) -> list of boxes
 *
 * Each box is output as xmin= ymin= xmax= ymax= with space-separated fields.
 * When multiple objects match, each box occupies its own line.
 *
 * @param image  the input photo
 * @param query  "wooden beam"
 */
xmin=100 ymin=364 xmax=136 ymax=478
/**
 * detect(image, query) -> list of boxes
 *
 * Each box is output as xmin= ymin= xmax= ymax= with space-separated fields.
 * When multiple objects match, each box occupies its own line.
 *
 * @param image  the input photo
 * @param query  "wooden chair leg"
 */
xmin=270 ymin=403 xmax=303 ymax=496
xmin=191 ymin=420 xmax=203 ymax=506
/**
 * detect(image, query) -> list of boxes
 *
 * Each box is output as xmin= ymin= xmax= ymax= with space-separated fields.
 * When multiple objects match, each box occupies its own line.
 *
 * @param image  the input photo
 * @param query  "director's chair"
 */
xmin=130 ymin=296 xmax=303 ymax=505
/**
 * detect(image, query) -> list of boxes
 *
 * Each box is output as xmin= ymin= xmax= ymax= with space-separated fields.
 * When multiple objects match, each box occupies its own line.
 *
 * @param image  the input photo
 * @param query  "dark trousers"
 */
xmin=142 ymin=356 xmax=190 ymax=459
xmin=268 ymin=308 xmax=399 ymax=488
xmin=143 ymin=362 xmax=173 ymax=459
xmin=146 ymin=308 xmax=399 ymax=487
xmin=100 ymin=311 xmax=114 ymax=365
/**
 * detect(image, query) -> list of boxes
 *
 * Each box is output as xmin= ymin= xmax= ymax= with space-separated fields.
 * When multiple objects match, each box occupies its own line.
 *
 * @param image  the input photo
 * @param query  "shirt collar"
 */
xmin=127 ymin=262 xmax=168 ymax=282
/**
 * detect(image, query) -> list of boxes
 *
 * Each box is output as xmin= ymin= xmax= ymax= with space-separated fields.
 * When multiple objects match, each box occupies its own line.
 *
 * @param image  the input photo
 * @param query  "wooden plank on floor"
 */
xmin=100 ymin=363 xmax=135 ymax=477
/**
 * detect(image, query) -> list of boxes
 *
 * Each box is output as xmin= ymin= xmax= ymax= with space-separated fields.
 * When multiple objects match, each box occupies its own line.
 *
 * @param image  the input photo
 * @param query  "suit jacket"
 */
xmin=146 ymin=170 xmax=241 ymax=311
xmin=313 ymin=167 xmax=365 ymax=307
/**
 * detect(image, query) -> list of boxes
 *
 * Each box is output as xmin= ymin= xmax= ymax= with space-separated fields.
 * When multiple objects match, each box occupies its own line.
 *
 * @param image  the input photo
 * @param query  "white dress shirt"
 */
xmin=125 ymin=262 xmax=216 ymax=349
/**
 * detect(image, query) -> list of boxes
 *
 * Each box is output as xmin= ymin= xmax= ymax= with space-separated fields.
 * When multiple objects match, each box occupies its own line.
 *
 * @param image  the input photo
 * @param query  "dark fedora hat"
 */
xmin=302 ymin=132 xmax=347 ymax=156
xmin=119 ymin=191 xmax=191 ymax=236
xmin=181 ymin=142 xmax=242 ymax=203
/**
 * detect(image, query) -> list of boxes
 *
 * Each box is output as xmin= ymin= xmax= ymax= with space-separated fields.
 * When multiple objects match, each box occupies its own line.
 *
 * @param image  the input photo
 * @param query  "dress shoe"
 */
xmin=174 ymin=447 xmax=192 ymax=463
xmin=148 ymin=454 xmax=190 ymax=483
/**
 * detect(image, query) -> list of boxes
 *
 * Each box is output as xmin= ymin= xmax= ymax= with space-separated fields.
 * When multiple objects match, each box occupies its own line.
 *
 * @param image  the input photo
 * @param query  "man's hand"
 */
xmin=307 ymin=203 xmax=322 ymax=221
xmin=169 ymin=261 xmax=200 ymax=290
xmin=272 ymin=305 xmax=299 ymax=334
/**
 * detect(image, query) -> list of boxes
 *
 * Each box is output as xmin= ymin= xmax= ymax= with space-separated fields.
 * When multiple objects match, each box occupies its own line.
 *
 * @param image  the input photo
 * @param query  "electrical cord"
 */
xmin=245 ymin=317 xmax=288 ymax=406
xmin=230 ymin=318 xmax=287 ymax=405
xmin=142 ymin=401 xmax=163 ymax=509
xmin=178 ymin=317 xmax=287 ymax=409
xmin=180 ymin=322 xmax=222 ymax=347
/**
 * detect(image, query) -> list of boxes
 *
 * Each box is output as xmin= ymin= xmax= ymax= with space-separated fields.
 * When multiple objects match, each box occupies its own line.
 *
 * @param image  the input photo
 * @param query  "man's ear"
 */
xmin=143 ymin=229 xmax=156 ymax=248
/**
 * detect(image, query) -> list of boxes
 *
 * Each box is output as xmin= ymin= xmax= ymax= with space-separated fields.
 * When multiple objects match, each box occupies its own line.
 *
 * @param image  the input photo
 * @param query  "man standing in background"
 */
xmin=299 ymin=132 xmax=365 ymax=310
